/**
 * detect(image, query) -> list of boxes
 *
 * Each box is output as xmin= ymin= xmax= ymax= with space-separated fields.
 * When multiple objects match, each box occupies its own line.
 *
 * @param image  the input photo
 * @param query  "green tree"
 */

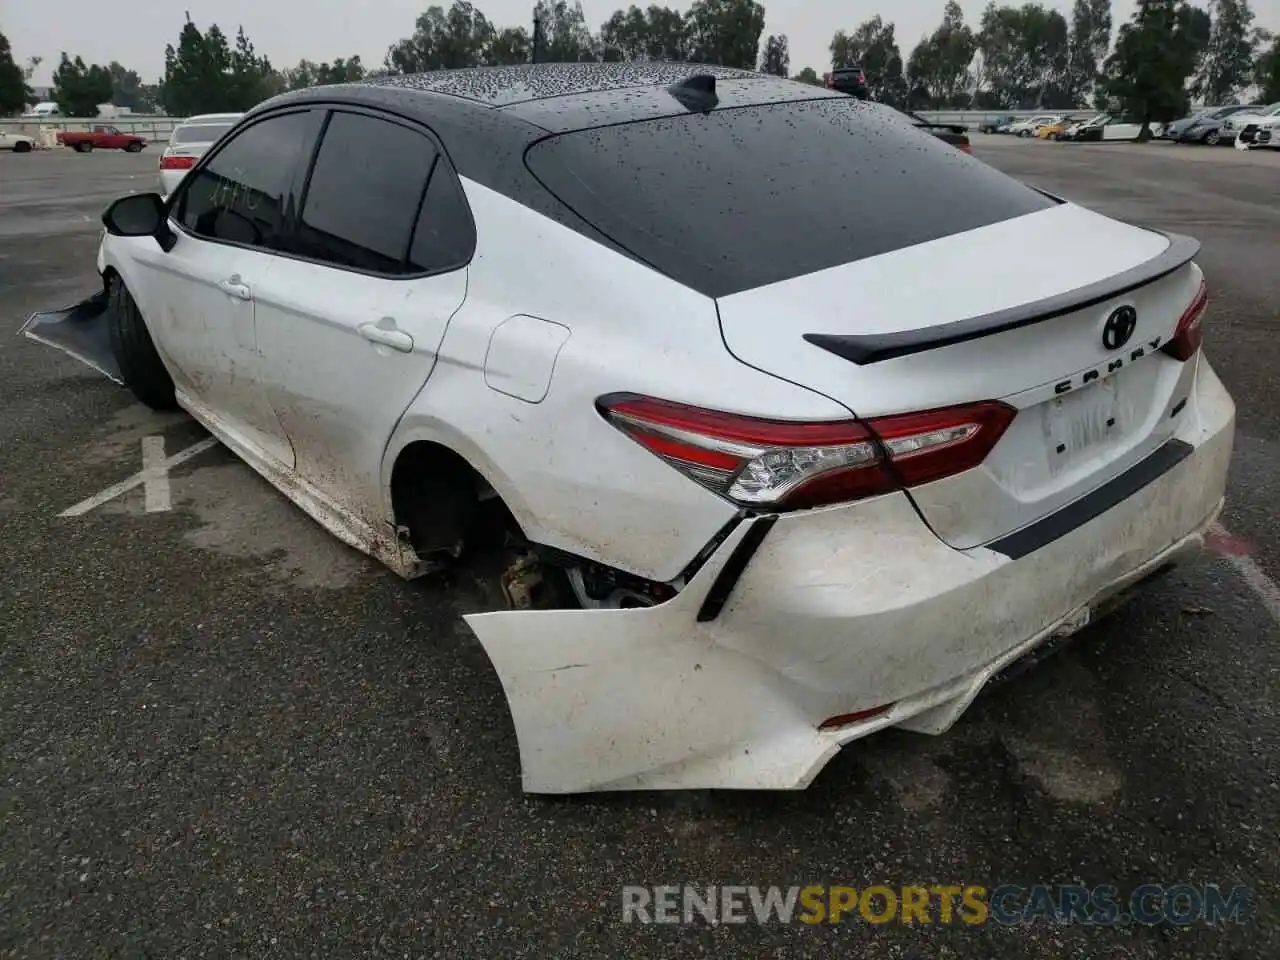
xmin=0 ymin=31 xmax=30 ymax=115
xmin=1196 ymin=0 xmax=1257 ymax=103
xmin=831 ymin=16 xmax=908 ymax=106
xmin=533 ymin=1 xmax=597 ymax=62
xmin=386 ymin=2 xmax=496 ymax=72
xmin=973 ymin=3 xmax=1071 ymax=108
xmin=759 ymin=34 xmax=789 ymax=76
xmin=687 ymin=0 xmax=765 ymax=68
xmin=107 ymin=62 xmax=146 ymax=110
xmin=226 ymin=26 xmax=279 ymax=109
xmin=1256 ymin=33 xmax=1280 ymax=102
xmin=52 ymin=53 xmax=113 ymax=116
xmin=161 ymin=16 xmax=232 ymax=116
xmin=282 ymin=56 xmax=366 ymax=90
xmin=599 ymin=5 xmax=690 ymax=61
xmin=1100 ymin=0 xmax=1206 ymax=133
xmin=600 ymin=5 xmax=652 ymax=60
xmin=1065 ymin=0 xmax=1112 ymax=107
xmin=485 ymin=27 xmax=531 ymax=64
xmin=906 ymin=1 xmax=978 ymax=107
xmin=792 ymin=66 xmax=821 ymax=85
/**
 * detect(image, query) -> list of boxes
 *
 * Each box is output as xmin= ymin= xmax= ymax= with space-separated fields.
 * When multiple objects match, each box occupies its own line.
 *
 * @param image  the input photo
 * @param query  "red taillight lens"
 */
xmin=1163 ymin=279 xmax=1207 ymax=362
xmin=825 ymin=73 xmax=834 ymax=88
xmin=957 ymin=142 xmax=972 ymax=154
xmin=598 ymin=395 xmax=1015 ymax=511
xmin=160 ymin=154 xmax=195 ymax=170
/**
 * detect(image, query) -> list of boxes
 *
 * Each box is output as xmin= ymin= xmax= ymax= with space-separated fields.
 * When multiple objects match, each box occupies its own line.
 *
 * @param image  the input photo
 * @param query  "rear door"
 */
xmin=252 ymin=108 xmax=471 ymax=528
xmin=523 ymin=96 xmax=1205 ymax=551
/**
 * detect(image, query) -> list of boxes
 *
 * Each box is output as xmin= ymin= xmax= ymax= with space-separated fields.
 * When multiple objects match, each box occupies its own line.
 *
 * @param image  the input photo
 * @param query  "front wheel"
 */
xmin=1018 ymin=129 xmax=1031 ymax=138
xmin=1203 ymin=130 xmax=1220 ymax=146
xmin=13 ymin=141 xmax=31 ymax=153
xmin=107 ymin=277 xmax=177 ymax=411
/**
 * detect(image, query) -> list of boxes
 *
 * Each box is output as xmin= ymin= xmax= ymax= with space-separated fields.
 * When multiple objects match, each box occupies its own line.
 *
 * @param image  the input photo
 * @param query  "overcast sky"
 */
xmin=9 ymin=0 xmax=1280 ymax=88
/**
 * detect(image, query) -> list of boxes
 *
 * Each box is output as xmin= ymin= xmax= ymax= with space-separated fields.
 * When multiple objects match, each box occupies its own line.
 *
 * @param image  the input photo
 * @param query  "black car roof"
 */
xmin=367 ymin=61 xmax=761 ymax=107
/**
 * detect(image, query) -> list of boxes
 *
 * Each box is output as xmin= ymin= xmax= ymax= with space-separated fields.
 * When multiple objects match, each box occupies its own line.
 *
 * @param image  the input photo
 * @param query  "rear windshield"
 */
xmin=172 ymin=122 xmax=235 ymax=144
xmin=525 ymin=99 xmax=1056 ymax=298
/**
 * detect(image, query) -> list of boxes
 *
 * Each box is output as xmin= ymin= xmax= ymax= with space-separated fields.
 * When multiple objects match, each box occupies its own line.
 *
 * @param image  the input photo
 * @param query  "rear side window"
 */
xmin=176 ymin=109 xmax=323 ymax=251
xmin=172 ymin=123 xmax=235 ymax=144
xmin=525 ymin=99 xmax=1056 ymax=298
xmin=294 ymin=111 xmax=438 ymax=275
xmin=407 ymin=163 xmax=476 ymax=273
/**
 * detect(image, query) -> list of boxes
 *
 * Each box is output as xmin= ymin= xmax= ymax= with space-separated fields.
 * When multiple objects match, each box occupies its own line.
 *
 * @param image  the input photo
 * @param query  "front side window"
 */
xmin=175 ymin=109 xmax=323 ymax=251
xmin=293 ymin=111 xmax=439 ymax=275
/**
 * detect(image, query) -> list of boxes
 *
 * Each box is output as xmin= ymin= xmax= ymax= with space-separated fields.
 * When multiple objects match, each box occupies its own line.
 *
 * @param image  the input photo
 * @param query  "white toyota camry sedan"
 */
xmin=22 ymin=63 xmax=1235 ymax=794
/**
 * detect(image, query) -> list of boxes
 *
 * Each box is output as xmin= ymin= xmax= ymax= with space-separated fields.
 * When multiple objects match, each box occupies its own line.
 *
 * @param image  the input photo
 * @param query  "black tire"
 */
xmin=13 ymin=140 xmax=31 ymax=153
xmin=75 ymin=141 xmax=93 ymax=153
xmin=1019 ymin=129 xmax=1031 ymax=138
xmin=107 ymin=277 xmax=177 ymax=410
xmin=125 ymin=141 xmax=143 ymax=153
xmin=1203 ymin=130 xmax=1220 ymax=146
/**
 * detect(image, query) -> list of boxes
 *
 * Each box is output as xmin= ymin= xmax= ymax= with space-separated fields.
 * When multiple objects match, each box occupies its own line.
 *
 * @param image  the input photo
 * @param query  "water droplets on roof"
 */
xmin=370 ymin=62 xmax=761 ymax=107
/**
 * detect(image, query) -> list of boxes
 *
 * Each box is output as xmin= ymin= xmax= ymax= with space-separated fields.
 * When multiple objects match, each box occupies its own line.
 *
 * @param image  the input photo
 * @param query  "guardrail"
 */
xmin=1 ymin=116 xmax=178 ymax=145
xmin=912 ymin=109 xmax=1102 ymax=126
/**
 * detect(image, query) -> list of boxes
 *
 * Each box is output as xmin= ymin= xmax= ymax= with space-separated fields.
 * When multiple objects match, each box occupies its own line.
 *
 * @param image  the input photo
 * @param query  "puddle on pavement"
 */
xmin=99 ymin=460 xmax=371 ymax=589
xmin=82 ymin=404 xmax=191 ymax=465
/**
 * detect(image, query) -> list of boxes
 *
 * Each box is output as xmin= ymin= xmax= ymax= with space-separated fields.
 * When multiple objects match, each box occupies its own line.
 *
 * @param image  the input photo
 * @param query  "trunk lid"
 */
xmin=716 ymin=202 xmax=1204 ymax=550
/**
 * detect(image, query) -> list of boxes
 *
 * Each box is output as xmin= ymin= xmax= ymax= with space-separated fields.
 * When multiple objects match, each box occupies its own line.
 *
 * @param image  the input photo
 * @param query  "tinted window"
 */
xmin=407 ymin=163 xmax=475 ymax=273
xmin=294 ymin=111 xmax=437 ymax=275
xmin=176 ymin=110 xmax=322 ymax=250
xmin=172 ymin=122 xmax=235 ymax=144
xmin=524 ymin=99 xmax=1056 ymax=298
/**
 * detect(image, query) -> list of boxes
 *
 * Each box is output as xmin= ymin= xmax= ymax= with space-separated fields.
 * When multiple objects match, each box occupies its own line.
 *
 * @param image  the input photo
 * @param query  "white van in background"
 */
xmin=24 ymin=102 xmax=61 ymax=118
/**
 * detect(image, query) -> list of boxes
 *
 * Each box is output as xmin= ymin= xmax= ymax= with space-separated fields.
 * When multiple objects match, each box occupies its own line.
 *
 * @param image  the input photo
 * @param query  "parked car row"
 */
xmin=980 ymin=103 xmax=1280 ymax=149
xmin=985 ymin=113 xmax=1166 ymax=142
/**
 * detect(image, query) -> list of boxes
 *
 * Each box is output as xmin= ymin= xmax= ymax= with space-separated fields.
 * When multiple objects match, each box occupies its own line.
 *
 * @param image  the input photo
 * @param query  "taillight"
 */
xmin=1163 ymin=279 xmax=1208 ymax=362
xmin=957 ymin=142 xmax=972 ymax=154
xmin=160 ymin=154 xmax=195 ymax=170
xmin=825 ymin=73 xmax=834 ymax=88
xmin=598 ymin=395 xmax=1015 ymax=510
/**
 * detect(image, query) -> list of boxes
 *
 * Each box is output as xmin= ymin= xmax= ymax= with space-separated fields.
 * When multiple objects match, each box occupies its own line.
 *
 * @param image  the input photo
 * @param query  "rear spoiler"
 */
xmin=803 ymin=230 xmax=1201 ymax=365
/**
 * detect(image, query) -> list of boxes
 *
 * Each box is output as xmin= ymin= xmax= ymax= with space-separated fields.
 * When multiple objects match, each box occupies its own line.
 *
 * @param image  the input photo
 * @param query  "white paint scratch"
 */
xmin=60 ymin=437 xmax=218 ymax=518
xmin=1211 ymin=523 xmax=1280 ymax=626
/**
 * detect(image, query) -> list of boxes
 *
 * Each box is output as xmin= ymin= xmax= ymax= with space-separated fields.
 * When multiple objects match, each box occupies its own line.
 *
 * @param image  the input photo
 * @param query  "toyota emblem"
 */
xmin=1102 ymin=305 xmax=1138 ymax=351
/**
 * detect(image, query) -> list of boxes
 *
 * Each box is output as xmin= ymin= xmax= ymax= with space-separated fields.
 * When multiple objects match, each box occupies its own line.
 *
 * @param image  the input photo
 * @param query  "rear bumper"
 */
xmin=466 ymin=357 xmax=1235 ymax=793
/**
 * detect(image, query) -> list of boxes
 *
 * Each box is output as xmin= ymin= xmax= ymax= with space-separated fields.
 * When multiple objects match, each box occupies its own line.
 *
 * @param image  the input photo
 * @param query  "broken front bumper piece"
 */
xmin=19 ymin=289 xmax=122 ymax=383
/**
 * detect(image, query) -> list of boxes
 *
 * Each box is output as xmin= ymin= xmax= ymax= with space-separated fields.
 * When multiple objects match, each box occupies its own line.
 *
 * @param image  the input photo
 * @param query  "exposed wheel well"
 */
xmin=389 ymin=440 xmax=513 ymax=563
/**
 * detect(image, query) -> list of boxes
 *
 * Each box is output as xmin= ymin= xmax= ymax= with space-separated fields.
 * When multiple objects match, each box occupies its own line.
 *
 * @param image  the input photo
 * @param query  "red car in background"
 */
xmin=57 ymin=125 xmax=147 ymax=153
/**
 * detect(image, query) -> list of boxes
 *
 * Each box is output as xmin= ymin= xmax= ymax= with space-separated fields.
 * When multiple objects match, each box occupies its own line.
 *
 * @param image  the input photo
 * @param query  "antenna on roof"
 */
xmin=667 ymin=73 xmax=719 ymax=113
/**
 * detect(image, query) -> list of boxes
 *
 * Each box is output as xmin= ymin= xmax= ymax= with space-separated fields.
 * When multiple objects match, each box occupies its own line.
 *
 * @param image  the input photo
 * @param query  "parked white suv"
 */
xmin=158 ymin=113 xmax=242 ymax=194
xmin=23 ymin=65 xmax=1235 ymax=794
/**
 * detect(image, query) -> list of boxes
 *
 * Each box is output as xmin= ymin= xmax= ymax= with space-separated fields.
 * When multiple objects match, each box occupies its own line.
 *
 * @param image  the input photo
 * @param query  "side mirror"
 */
xmin=102 ymin=193 xmax=176 ymax=252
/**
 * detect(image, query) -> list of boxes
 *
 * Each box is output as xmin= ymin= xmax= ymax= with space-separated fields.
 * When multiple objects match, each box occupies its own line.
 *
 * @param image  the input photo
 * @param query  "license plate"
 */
xmin=1045 ymin=376 xmax=1122 ymax=463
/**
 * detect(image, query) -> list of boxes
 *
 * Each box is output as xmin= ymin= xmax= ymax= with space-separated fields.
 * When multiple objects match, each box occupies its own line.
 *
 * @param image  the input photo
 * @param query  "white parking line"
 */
xmin=1211 ymin=523 xmax=1280 ymax=625
xmin=59 ymin=436 xmax=219 ymax=517
xmin=141 ymin=436 xmax=170 ymax=512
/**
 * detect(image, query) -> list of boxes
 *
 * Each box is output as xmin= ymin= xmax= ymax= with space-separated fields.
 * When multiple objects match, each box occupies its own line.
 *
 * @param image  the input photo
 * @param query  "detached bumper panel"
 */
xmin=19 ymin=290 xmax=121 ymax=384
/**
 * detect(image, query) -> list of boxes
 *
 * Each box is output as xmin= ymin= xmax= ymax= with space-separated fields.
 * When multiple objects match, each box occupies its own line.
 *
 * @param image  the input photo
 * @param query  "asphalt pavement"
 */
xmin=0 ymin=142 xmax=1277 ymax=959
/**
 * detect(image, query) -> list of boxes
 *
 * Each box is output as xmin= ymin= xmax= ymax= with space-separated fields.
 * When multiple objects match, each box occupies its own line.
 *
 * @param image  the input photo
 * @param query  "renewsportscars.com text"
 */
xmin=621 ymin=884 xmax=1252 ymax=926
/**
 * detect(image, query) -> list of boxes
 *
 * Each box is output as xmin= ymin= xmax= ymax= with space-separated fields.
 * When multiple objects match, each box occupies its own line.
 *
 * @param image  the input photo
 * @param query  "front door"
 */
xmin=253 ymin=109 xmax=474 ymax=529
xmin=137 ymin=107 xmax=326 ymax=468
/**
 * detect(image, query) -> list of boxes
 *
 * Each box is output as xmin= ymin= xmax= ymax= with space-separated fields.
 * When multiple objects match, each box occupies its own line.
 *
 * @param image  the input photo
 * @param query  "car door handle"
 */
xmin=359 ymin=319 xmax=414 ymax=353
xmin=217 ymin=276 xmax=251 ymax=300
